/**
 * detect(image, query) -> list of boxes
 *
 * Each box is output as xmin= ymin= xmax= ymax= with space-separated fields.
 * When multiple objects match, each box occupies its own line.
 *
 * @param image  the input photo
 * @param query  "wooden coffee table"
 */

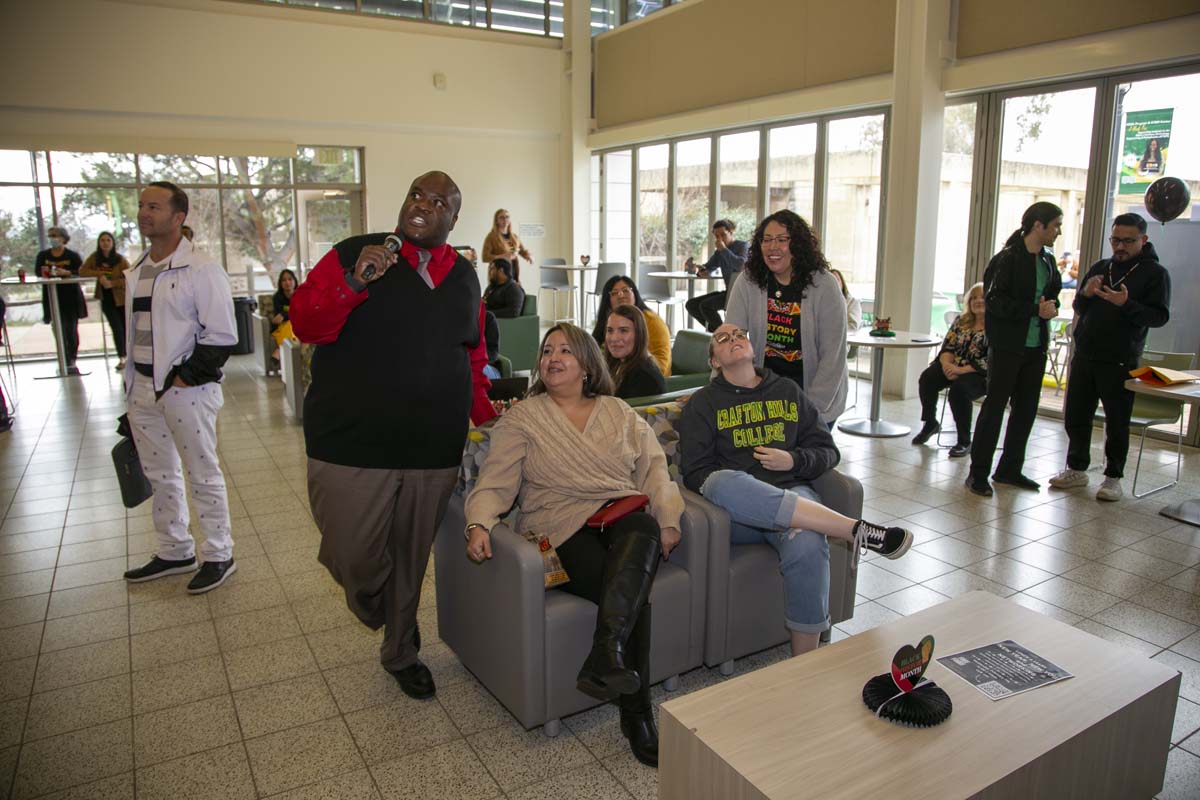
xmin=660 ymin=591 xmax=1180 ymax=799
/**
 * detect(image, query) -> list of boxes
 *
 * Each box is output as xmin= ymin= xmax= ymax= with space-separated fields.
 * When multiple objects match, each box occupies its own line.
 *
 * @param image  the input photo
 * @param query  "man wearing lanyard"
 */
xmin=122 ymin=182 xmax=239 ymax=594
xmin=1049 ymin=213 xmax=1171 ymax=501
xmin=291 ymin=171 xmax=496 ymax=699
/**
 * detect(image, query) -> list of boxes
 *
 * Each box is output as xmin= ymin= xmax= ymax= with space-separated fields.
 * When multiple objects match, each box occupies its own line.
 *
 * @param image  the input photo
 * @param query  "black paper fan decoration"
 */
xmin=862 ymin=674 xmax=953 ymax=727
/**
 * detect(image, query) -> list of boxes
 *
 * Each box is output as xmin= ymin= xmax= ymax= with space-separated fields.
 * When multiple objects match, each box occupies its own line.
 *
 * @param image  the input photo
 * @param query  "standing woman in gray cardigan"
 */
xmin=725 ymin=210 xmax=848 ymax=427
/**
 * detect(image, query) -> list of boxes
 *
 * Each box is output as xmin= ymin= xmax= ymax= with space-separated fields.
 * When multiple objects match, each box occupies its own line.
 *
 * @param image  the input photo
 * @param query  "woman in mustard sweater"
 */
xmin=464 ymin=323 xmax=682 ymax=768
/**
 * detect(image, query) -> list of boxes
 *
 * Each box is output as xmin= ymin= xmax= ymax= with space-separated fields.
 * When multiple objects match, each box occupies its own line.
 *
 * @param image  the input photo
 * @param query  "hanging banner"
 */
xmin=1118 ymin=108 xmax=1173 ymax=194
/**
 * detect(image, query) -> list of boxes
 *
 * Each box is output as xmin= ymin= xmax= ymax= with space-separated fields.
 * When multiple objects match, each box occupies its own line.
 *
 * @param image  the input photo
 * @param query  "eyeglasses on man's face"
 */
xmin=1109 ymin=236 xmax=1141 ymax=246
xmin=713 ymin=329 xmax=749 ymax=345
xmin=760 ymin=235 xmax=791 ymax=246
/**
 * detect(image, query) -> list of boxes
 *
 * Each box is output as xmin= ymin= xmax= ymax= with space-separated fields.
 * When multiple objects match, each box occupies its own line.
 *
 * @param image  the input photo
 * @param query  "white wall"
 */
xmin=0 ymin=0 xmax=565 ymax=282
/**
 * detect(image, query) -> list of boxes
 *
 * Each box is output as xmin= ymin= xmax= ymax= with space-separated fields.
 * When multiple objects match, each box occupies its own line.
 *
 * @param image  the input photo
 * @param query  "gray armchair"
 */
xmin=683 ymin=469 xmax=862 ymax=674
xmin=433 ymin=428 xmax=709 ymax=737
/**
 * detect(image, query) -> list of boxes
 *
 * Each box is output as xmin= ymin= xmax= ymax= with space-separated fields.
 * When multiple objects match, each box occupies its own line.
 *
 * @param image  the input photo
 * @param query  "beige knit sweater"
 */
xmin=464 ymin=394 xmax=684 ymax=548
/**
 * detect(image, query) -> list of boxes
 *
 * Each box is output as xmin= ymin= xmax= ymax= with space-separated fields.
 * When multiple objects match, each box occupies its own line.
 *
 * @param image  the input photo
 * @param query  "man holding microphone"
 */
xmin=291 ymin=171 xmax=496 ymax=698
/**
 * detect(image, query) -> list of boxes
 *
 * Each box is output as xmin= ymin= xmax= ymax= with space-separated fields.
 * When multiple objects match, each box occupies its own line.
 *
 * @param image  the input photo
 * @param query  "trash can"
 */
xmin=232 ymin=296 xmax=256 ymax=355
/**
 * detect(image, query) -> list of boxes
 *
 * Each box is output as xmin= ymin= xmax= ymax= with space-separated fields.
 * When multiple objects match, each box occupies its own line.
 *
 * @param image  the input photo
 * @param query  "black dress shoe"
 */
xmin=965 ymin=473 xmax=993 ymax=497
xmin=911 ymin=421 xmax=940 ymax=445
xmin=391 ymin=661 xmax=436 ymax=699
xmin=992 ymin=473 xmax=1040 ymax=490
xmin=948 ymin=443 xmax=970 ymax=458
xmin=620 ymin=709 xmax=659 ymax=767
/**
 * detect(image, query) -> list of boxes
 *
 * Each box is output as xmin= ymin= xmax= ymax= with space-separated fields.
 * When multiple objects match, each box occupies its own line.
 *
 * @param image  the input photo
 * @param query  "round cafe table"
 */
xmin=1 ymin=274 xmax=94 ymax=379
xmin=837 ymin=329 xmax=942 ymax=438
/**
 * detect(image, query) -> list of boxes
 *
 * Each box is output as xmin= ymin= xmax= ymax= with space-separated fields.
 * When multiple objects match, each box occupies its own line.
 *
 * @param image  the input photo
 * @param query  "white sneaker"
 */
xmin=1048 ymin=469 xmax=1089 ymax=489
xmin=1096 ymin=478 xmax=1123 ymax=502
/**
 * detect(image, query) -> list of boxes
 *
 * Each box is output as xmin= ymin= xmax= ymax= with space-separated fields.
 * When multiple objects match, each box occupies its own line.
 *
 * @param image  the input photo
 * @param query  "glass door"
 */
xmin=993 ymin=86 xmax=1098 ymax=413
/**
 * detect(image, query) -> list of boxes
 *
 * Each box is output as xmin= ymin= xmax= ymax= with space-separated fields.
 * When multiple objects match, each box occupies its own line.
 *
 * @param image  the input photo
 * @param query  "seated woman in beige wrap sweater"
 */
xmin=464 ymin=323 xmax=683 ymax=769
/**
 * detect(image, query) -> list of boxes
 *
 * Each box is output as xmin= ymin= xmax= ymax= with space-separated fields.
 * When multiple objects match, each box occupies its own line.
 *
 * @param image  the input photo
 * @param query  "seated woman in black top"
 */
xmin=483 ymin=259 xmax=526 ymax=319
xmin=605 ymin=304 xmax=666 ymax=400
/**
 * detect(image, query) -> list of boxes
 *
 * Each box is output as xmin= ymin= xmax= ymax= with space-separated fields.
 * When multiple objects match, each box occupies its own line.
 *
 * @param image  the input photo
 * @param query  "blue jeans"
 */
xmin=700 ymin=470 xmax=830 ymax=634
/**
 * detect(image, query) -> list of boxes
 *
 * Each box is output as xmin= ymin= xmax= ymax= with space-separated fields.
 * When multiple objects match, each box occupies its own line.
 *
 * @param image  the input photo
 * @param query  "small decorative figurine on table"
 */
xmin=862 ymin=634 xmax=953 ymax=727
xmin=869 ymin=316 xmax=896 ymax=337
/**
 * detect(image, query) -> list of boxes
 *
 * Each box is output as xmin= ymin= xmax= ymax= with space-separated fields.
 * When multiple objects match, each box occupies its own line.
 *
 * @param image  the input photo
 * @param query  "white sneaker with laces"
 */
xmin=1048 ymin=469 xmax=1089 ymax=489
xmin=1096 ymin=478 xmax=1123 ymax=502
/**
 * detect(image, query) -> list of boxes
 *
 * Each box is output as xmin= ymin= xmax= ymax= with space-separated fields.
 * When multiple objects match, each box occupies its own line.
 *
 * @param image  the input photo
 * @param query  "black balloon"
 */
xmin=1144 ymin=177 xmax=1191 ymax=224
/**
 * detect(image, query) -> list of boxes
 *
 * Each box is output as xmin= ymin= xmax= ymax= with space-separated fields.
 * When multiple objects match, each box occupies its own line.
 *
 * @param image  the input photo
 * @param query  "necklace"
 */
xmin=770 ymin=275 xmax=783 ymax=298
xmin=1106 ymin=259 xmax=1140 ymax=289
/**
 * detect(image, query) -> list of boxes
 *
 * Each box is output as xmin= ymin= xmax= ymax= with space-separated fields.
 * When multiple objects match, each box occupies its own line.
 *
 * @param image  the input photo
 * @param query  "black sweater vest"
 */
xmin=303 ymin=233 xmax=482 ymax=470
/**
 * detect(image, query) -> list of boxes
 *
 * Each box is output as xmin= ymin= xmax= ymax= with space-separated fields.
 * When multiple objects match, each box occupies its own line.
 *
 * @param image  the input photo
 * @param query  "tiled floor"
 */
xmin=2 ymin=355 xmax=1200 ymax=799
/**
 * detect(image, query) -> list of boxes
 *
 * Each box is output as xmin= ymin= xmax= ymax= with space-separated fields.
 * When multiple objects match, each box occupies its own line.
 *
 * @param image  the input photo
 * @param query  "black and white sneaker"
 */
xmin=124 ymin=555 xmax=197 ymax=583
xmin=852 ymin=520 xmax=913 ymax=568
xmin=186 ymin=559 xmax=237 ymax=594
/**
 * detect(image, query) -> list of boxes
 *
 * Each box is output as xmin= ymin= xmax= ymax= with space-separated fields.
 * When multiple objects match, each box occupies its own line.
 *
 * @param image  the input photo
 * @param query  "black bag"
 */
xmin=112 ymin=414 xmax=153 ymax=508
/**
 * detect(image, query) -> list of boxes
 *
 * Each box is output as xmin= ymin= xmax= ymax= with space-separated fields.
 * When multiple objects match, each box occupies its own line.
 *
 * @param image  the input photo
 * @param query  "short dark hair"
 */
xmin=713 ymin=219 xmax=735 ymax=233
xmin=1113 ymin=212 xmax=1147 ymax=233
xmin=148 ymin=181 xmax=189 ymax=218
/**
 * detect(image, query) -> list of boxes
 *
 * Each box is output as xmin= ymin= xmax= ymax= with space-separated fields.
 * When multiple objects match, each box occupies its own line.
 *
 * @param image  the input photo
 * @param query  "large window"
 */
xmin=260 ymin=0 xmax=560 ymax=37
xmin=674 ymin=138 xmax=711 ymax=265
xmin=825 ymin=114 xmax=885 ymax=307
xmin=717 ymin=131 xmax=760 ymax=236
xmin=767 ymin=123 xmax=816 ymax=220
xmin=0 ymin=146 xmax=363 ymax=361
xmin=603 ymin=150 xmax=633 ymax=266
xmin=637 ymin=144 xmax=669 ymax=269
xmin=931 ymin=101 xmax=978 ymax=334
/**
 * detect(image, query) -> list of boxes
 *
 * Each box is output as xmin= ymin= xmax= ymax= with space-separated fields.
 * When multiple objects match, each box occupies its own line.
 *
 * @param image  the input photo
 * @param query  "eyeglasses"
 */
xmin=713 ymin=329 xmax=749 ymax=345
xmin=1109 ymin=236 xmax=1141 ymax=246
xmin=760 ymin=235 xmax=791 ymax=246
xmin=609 ymin=286 xmax=633 ymax=297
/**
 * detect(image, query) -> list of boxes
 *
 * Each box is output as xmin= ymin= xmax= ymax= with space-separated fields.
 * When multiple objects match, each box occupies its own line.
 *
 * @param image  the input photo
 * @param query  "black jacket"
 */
xmin=679 ymin=368 xmax=839 ymax=492
xmin=1072 ymin=241 xmax=1170 ymax=365
xmin=483 ymin=278 xmax=525 ymax=319
xmin=982 ymin=245 xmax=1061 ymax=353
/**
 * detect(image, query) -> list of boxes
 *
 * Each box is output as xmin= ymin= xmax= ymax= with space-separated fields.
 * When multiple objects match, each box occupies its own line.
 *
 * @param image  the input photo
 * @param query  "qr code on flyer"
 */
xmin=977 ymin=681 xmax=1010 ymax=699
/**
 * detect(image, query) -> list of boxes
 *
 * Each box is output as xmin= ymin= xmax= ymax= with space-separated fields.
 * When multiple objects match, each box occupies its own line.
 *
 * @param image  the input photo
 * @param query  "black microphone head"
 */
xmin=383 ymin=234 xmax=403 ymax=253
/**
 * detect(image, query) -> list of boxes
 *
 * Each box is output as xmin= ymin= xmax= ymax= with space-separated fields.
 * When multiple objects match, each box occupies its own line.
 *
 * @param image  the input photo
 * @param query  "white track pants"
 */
xmin=128 ymin=372 xmax=234 ymax=562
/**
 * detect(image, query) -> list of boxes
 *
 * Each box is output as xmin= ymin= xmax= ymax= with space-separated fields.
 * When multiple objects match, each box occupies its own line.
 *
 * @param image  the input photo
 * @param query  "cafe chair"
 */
xmin=538 ymin=258 xmax=575 ymax=324
xmin=1100 ymin=350 xmax=1196 ymax=499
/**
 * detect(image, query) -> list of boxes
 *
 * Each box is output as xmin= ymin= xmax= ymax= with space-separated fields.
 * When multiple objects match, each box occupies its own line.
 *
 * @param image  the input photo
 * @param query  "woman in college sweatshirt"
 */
xmin=679 ymin=323 xmax=911 ymax=656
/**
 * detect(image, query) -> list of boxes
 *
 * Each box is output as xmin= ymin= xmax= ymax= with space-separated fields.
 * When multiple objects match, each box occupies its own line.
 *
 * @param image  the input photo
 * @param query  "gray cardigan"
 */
xmin=724 ymin=268 xmax=849 ymax=423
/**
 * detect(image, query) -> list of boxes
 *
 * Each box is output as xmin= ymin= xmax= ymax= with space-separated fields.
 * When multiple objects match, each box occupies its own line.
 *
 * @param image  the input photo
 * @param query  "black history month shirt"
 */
xmin=764 ymin=278 xmax=804 ymax=387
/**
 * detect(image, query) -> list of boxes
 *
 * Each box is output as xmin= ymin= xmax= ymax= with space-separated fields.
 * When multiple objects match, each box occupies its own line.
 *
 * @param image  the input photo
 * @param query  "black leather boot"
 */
xmin=619 ymin=605 xmax=658 ymax=767
xmin=576 ymin=518 xmax=660 ymax=701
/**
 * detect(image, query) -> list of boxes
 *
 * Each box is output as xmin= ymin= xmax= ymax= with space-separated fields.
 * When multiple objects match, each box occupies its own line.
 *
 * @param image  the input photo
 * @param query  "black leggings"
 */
xmin=100 ymin=290 xmax=126 ymax=358
xmin=917 ymin=364 xmax=986 ymax=444
xmin=555 ymin=510 xmax=661 ymax=605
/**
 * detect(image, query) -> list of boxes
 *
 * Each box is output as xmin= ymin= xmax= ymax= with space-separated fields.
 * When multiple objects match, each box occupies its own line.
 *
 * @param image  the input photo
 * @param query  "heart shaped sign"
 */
xmin=890 ymin=635 xmax=935 ymax=693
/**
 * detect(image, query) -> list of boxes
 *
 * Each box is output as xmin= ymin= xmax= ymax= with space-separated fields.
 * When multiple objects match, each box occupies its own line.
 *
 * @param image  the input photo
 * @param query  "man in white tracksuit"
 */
xmin=122 ymin=181 xmax=240 ymax=594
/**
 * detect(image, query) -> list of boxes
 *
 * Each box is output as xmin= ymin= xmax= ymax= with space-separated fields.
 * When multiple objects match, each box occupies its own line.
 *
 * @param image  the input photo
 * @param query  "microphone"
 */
xmin=361 ymin=234 xmax=402 ymax=281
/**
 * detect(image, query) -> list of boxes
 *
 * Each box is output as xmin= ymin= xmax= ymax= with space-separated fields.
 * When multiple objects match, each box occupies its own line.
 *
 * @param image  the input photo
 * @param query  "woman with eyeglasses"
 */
xmin=482 ymin=209 xmax=532 ymax=284
xmin=592 ymin=275 xmax=672 ymax=376
xmin=604 ymin=304 xmax=666 ymax=400
xmin=679 ymin=322 xmax=911 ymax=657
xmin=724 ymin=210 xmax=848 ymax=429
